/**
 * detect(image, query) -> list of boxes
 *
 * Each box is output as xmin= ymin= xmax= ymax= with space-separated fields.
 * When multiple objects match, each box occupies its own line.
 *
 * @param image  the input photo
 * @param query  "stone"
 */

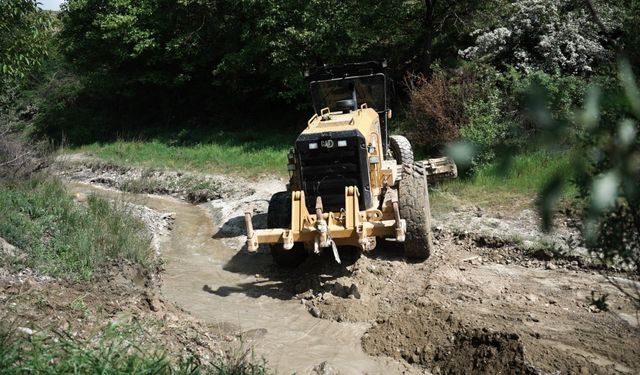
xmin=348 ymin=284 xmax=361 ymax=299
xmin=312 ymin=361 xmax=339 ymax=375
xmin=309 ymin=306 xmax=321 ymax=318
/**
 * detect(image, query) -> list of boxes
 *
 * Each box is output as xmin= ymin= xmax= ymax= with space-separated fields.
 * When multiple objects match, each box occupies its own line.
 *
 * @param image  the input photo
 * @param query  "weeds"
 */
xmin=0 ymin=322 xmax=273 ymax=375
xmin=0 ymin=177 xmax=153 ymax=280
xmin=71 ymin=130 xmax=294 ymax=176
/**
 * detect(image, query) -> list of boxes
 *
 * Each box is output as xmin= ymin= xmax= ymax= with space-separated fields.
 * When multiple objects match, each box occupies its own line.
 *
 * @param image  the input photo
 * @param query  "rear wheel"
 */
xmin=267 ymin=192 xmax=308 ymax=267
xmin=389 ymin=135 xmax=414 ymax=166
xmin=398 ymin=162 xmax=433 ymax=260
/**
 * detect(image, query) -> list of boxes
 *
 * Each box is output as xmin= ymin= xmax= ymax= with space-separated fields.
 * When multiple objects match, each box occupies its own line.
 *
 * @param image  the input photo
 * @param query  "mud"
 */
xmin=52 ymin=158 xmax=640 ymax=374
xmin=0 ymin=259 xmax=227 ymax=363
xmin=65 ymin=182 xmax=415 ymax=375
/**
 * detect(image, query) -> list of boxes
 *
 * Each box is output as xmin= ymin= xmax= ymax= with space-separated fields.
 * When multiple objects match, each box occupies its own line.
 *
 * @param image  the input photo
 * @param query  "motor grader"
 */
xmin=244 ymin=62 xmax=456 ymax=266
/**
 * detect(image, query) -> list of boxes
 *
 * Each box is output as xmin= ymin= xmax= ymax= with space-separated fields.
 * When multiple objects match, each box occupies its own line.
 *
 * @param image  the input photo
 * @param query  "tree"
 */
xmin=0 ymin=0 xmax=52 ymax=84
xmin=459 ymin=0 xmax=620 ymax=74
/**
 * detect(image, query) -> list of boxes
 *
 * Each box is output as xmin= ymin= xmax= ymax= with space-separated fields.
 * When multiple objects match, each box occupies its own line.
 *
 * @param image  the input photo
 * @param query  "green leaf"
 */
xmin=619 ymin=59 xmax=640 ymax=118
xmin=581 ymin=86 xmax=601 ymax=131
xmin=536 ymin=173 xmax=564 ymax=232
xmin=590 ymin=171 xmax=620 ymax=213
xmin=617 ymin=119 xmax=637 ymax=151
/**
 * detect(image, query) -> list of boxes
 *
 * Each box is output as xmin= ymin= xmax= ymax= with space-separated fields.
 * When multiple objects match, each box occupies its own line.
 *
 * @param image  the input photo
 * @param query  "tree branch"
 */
xmin=583 ymin=0 xmax=608 ymax=34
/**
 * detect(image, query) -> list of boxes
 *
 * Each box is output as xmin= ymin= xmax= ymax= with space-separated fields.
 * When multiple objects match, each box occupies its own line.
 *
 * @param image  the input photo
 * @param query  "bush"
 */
xmin=460 ymin=89 xmax=509 ymax=164
xmin=404 ymin=69 xmax=467 ymax=150
xmin=501 ymin=68 xmax=589 ymax=142
xmin=405 ymin=63 xmax=511 ymax=154
xmin=0 ymin=128 xmax=49 ymax=180
xmin=0 ymin=178 xmax=153 ymax=279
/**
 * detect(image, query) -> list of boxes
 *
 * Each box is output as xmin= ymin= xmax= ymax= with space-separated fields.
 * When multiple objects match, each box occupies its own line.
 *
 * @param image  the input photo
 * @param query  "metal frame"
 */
xmin=244 ymin=186 xmax=405 ymax=254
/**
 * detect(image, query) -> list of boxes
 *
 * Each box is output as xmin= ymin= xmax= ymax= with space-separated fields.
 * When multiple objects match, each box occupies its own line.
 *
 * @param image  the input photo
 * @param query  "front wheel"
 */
xmin=398 ymin=162 xmax=433 ymax=260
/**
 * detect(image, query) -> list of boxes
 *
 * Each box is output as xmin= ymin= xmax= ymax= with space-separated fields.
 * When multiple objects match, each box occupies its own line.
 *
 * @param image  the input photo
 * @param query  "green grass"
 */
xmin=458 ymin=151 xmax=575 ymax=192
xmin=0 ymin=177 xmax=153 ymax=280
xmin=0 ymin=323 xmax=273 ymax=375
xmin=71 ymin=130 xmax=295 ymax=176
xmin=431 ymin=151 xmax=577 ymax=214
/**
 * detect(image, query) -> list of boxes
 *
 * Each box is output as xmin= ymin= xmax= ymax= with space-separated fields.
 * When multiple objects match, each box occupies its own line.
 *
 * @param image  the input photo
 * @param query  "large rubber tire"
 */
xmin=389 ymin=135 xmax=414 ymax=166
xmin=398 ymin=162 xmax=433 ymax=260
xmin=267 ymin=192 xmax=308 ymax=267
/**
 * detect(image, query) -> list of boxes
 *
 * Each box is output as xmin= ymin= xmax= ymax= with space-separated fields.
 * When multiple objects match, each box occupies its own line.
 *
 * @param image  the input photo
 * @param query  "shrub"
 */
xmin=460 ymin=89 xmax=509 ymax=164
xmin=404 ymin=69 xmax=467 ymax=150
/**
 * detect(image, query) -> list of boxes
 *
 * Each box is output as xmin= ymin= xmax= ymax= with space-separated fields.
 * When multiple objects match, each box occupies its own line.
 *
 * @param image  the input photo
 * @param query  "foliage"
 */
xmin=575 ymin=62 xmax=639 ymax=274
xmin=0 ymin=178 xmax=153 ymax=280
xmin=0 ymin=323 xmax=273 ymax=375
xmin=459 ymin=0 xmax=619 ymax=74
xmin=448 ymin=60 xmax=639 ymax=291
xmin=405 ymin=69 xmax=466 ymax=149
xmin=0 ymin=0 xmax=55 ymax=134
xmin=499 ymin=67 xmax=590 ymax=143
xmin=0 ymin=0 xmax=53 ymax=84
xmin=459 ymin=89 xmax=509 ymax=164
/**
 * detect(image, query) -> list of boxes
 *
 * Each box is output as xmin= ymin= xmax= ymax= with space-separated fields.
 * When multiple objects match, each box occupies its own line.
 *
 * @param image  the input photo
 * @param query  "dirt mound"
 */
xmin=434 ymin=330 xmax=531 ymax=374
xmin=281 ymin=232 xmax=640 ymax=374
xmin=362 ymin=304 xmax=532 ymax=374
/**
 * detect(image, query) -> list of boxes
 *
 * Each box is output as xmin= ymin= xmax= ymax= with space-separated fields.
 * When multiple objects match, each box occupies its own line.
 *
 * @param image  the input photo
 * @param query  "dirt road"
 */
xmin=66 ymin=182 xmax=414 ymax=374
xmin=59 ymin=159 xmax=639 ymax=374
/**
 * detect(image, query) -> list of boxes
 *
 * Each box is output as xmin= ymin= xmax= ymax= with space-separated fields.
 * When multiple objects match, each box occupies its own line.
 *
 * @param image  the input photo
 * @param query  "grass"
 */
xmin=0 ymin=177 xmax=153 ymax=280
xmin=431 ymin=151 xmax=577 ymax=214
xmin=71 ymin=130 xmax=295 ymax=176
xmin=0 ymin=323 xmax=273 ymax=375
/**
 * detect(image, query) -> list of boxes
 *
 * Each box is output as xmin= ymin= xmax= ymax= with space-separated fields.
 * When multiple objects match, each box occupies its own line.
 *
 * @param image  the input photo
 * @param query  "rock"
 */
xmin=309 ymin=306 xmax=322 ymax=318
xmin=312 ymin=361 xmax=339 ymax=375
xmin=527 ymin=313 xmax=539 ymax=322
xmin=74 ymin=192 xmax=88 ymax=202
xmin=348 ymin=284 xmax=361 ymax=299
xmin=145 ymin=292 xmax=163 ymax=312
xmin=17 ymin=327 xmax=34 ymax=336
xmin=545 ymin=262 xmax=558 ymax=270
xmin=0 ymin=237 xmax=17 ymax=257
xmin=532 ymin=248 xmax=553 ymax=261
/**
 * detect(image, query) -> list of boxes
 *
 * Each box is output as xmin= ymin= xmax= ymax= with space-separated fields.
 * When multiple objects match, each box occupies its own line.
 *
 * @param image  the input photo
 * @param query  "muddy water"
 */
xmin=66 ymin=182 xmax=408 ymax=375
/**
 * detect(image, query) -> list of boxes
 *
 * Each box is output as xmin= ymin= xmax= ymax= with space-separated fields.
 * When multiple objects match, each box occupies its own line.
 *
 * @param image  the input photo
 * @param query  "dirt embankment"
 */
xmin=37 ymin=155 xmax=640 ymax=374
xmin=271 ymin=231 xmax=639 ymax=374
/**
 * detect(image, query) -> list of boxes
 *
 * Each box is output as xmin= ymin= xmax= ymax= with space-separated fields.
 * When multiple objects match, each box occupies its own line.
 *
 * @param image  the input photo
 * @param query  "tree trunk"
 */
xmin=422 ymin=0 xmax=435 ymax=72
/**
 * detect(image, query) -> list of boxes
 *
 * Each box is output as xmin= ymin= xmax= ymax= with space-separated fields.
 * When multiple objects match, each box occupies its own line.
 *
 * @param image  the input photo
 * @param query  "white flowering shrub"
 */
xmin=460 ymin=0 xmax=618 ymax=74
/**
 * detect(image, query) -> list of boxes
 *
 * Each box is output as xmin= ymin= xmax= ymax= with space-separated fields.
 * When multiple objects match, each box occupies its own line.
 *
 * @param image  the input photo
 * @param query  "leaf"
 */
xmin=581 ymin=85 xmax=601 ymax=131
xmin=590 ymin=171 xmax=620 ymax=214
xmin=536 ymin=173 xmax=564 ymax=232
xmin=617 ymin=119 xmax=637 ymax=151
xmin=618 ymin=59 xmax=640 ymax=118
xmin=445 ymin=141 xmax=477 ymax=171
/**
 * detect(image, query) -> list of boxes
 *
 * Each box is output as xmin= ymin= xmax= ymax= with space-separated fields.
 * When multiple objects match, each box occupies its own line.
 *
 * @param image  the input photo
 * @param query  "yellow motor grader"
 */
xmin=244 ymin=62 xmax=456 ymax=266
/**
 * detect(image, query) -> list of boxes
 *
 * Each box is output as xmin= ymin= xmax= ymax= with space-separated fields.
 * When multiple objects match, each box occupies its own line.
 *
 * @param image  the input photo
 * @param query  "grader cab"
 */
xmin=244 ymin=62 xmax=457 ymax=266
